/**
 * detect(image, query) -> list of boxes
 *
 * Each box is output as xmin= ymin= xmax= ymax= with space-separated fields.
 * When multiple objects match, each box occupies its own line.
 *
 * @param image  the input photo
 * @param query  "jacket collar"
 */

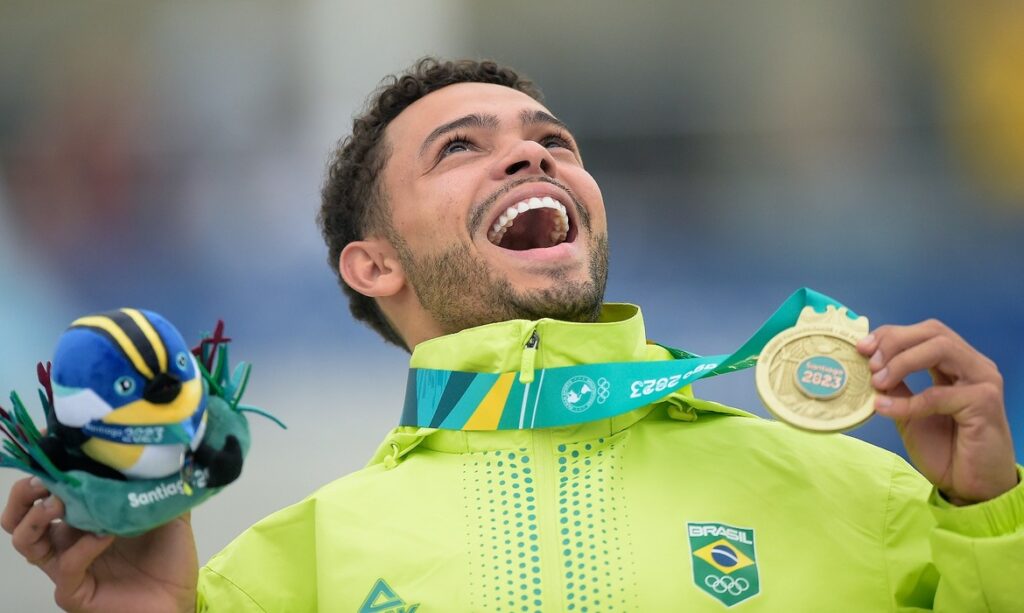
xmin=409 ymin=303 xmax=650 ymax=373
xmin=370 ymin=304 xmax=753 ymax=462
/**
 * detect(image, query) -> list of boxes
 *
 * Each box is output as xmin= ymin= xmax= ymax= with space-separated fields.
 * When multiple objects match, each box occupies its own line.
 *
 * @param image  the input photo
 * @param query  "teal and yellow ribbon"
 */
xmin=400 ymin=288 xmax=858 ymax=431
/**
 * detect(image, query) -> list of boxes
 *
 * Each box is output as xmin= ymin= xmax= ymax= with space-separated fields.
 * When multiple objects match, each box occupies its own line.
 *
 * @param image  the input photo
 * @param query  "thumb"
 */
xmin=884 ymin=381 xmax=912 ymax=398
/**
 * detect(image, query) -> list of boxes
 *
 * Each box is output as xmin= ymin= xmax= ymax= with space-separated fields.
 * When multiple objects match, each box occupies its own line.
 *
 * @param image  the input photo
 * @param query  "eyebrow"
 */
xmin=419 ymin=113 xmax=499 ymax=158
xmin=519 ymin=109 xmax=569 ymax=132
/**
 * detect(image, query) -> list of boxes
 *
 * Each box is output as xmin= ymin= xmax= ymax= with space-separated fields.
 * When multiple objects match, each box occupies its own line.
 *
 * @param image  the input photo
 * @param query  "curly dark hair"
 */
xmin=317 ymin=57 xmax=544 ymax=349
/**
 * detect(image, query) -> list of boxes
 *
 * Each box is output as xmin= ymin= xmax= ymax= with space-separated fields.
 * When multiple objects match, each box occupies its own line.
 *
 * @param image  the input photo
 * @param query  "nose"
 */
xmin=144 ymin=372 xmax=182 ymax=404
xmin=494 ymin=139 xmax=556 ymax=180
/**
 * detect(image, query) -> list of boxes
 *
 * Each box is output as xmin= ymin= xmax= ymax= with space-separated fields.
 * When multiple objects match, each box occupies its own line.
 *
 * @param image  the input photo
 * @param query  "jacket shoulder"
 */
xmin=645 ymin=403 xmax=930 ymax=499
xmin=198 ymin=463 xmax=388 ymax=610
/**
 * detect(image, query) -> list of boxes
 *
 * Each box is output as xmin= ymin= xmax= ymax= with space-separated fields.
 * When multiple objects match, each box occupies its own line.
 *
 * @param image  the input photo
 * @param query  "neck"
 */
xmin=379 ymin=291 xmax=447 ymax=350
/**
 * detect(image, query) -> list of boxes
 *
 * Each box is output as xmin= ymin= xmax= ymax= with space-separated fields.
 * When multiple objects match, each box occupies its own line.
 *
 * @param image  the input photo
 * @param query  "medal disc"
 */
xmin=755 ymin=306 xmax=875 ymax=432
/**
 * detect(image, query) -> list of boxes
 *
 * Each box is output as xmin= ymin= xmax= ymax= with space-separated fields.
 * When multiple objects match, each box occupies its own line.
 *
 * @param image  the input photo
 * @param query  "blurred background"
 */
xmin=1 ymin=1 xmax=1022 ymax=608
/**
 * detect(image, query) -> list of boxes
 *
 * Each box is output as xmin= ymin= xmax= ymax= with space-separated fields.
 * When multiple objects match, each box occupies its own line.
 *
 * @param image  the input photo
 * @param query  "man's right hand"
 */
xmin=2 ymin=477 xmax=198 ymax=613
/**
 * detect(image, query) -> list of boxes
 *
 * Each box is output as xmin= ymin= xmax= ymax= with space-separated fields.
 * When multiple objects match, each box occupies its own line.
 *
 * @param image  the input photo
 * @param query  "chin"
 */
xmin=504 ymin=280 xmax=605 ymax=324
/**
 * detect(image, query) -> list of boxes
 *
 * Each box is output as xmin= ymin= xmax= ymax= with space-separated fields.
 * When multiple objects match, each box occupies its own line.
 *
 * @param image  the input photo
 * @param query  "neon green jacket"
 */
xmin=198 ymin=305 xmax=1024 ymax=611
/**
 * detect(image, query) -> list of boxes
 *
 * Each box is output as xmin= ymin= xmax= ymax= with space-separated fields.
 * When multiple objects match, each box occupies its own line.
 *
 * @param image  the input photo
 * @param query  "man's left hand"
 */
xmin=857 ymin=319 xmax=1017 ymax=505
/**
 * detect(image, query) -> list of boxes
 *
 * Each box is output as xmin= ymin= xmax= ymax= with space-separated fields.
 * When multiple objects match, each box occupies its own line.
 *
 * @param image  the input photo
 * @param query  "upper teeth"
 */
xmin=488 ymin=196 xmax=570 ymax=245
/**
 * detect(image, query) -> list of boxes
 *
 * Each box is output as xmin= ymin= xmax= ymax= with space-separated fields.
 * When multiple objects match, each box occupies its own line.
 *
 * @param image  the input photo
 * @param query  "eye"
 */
xmin=175 ymin=352 xmax=189 ymax=370
xmin=114 ymin=376 xmax=136 ymax=396
xmin=439 ymin=133 xmax=474 ymax=158
xmin=541 ymin=132 xmax=574 ymax=151
xmin=443 ymin=141 xmax=469 ymax=155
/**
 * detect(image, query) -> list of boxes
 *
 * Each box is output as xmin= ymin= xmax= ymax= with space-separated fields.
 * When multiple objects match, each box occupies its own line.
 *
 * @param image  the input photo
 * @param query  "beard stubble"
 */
xmin=391 ymin=232 xmax=609 ymax=335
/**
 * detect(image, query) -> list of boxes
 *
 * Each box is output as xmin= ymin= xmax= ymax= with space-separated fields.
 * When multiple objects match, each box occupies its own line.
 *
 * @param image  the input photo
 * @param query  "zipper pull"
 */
xmin=519 ymin=330 xmax=540 ymax=384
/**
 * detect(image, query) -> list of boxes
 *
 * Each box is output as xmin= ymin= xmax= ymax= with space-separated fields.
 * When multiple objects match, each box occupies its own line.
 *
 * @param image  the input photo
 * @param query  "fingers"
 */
xmin=857 ymin=319 xmax=1000 ymax=386
xmin=2 ymin=477 xmax=50 ymax=534
xmin=4 ymin=476 xmax=116 ymax=612
xmin=886 ymin=381 xmax=913 ymax=399
xmin=869 ymin=337 xmax=961 ymax=391
xmin=10 ymin=493 xmax=64 ymax=567
xmin=857 ymin=319 xmax=957 ymax=354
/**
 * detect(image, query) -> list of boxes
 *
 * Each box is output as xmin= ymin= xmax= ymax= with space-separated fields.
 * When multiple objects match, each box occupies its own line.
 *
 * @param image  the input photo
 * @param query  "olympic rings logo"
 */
xmin=704 ymin=574 xmax=750 ymax=596
xmin=596 ymin=377 xmax=610 ymax=404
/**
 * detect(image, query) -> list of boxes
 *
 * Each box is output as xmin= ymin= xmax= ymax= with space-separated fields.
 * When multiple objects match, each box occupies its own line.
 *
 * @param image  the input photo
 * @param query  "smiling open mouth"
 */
xmin=487 ymin=196 xmax=576 ymax=250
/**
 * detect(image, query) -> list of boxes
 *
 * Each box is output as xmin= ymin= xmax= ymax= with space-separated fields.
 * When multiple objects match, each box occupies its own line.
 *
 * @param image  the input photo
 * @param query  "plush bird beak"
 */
xmin=144 ymin=372 xmax=182 ymax=404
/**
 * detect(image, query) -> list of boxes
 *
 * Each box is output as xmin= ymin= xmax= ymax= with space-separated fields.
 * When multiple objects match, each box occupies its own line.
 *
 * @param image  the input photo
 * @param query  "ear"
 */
xmin=339 ymin=239 xmax=405 ymax=298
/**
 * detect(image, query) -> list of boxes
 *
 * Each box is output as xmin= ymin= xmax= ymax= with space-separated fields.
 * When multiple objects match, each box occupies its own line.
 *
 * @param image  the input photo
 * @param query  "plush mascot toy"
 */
xmin=41 ymin=309 xmax=242 ymax=486
xmin=0 ymin=311 xmax=283 ymax=536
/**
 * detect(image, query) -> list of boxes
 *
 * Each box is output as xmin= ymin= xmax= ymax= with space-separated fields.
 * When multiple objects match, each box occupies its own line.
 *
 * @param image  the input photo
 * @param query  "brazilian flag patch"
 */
xmin=687 ymin=522 xmax=760 ymax=607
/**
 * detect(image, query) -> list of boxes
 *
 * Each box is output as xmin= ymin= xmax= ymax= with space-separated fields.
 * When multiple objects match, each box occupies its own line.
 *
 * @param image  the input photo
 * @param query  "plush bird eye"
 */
xmin=176 ymin=352 xmax=189 ymax=370
xmin=114 ymin=376 xmax=136 ymax=396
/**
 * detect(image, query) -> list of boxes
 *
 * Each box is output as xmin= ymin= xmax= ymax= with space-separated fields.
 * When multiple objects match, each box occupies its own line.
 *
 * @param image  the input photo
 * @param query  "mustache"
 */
xmin=467 ymin=176 xmax=591 ymax=237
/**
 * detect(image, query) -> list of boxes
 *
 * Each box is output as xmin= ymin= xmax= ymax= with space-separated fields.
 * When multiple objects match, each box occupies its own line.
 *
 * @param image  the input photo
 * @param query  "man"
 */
xmin=3 ymin=58 xmax=1020 ymax=611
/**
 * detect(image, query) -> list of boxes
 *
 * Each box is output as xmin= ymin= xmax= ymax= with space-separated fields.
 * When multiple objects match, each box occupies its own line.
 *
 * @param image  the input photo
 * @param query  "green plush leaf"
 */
xmin=0 ymin=391 xmax=74 ymax=485
xmin=11 ymin=392 xmax=43 ymax=445
xmin=196 ymin=359 xmax=225 ymax=398
xmin=228 ymin=363 xmax=251 ymax=410
xmin=236 ymin=405 xmax=286 ymax=429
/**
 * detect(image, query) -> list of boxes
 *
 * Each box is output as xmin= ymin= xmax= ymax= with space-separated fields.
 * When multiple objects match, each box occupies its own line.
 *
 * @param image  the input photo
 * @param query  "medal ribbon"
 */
xmin=400 ymin=288 xmax=859 ymax=431
xmin=82 ymin=401 xmax=206 ymax=445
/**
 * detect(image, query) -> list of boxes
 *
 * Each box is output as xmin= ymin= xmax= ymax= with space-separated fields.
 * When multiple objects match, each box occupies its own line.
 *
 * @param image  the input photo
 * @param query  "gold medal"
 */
xmin=755 ymin=305 xmax=874 ymax=432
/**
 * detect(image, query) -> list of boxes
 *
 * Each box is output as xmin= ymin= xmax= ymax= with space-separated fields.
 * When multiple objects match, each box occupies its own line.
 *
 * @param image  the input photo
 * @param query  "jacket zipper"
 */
xmin=519 ymin=330 xmax=540 ymax=384
xmin=522 ymin=329 xmax=562 ymax=606
xmin=531 ymin=426 xmax=564 ymax=608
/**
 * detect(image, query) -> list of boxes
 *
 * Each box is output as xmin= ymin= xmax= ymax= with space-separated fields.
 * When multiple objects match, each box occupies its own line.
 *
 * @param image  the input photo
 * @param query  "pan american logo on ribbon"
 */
xmin=561 ymin=376 xmax=610 ymax=413
xmin=687 ymin=522 xmax=760 ymax=607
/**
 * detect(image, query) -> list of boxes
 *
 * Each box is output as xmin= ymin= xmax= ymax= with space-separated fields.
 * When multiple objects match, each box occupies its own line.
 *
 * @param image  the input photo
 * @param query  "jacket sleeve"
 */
xmin=926 ymin=465 xmax=1024 ymax=611
xmin=196 ymin=566 xmax=268 ymax=613
xmin=885 ymin=458 xmax=1024 ymax=612
xmin=195 ymin=498 xmax=319 ymax=613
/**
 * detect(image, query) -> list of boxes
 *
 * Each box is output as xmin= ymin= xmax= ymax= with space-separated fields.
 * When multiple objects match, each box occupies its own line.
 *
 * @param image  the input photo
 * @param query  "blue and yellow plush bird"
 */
xmin=39 ymin=308 xmax=242 ymax=487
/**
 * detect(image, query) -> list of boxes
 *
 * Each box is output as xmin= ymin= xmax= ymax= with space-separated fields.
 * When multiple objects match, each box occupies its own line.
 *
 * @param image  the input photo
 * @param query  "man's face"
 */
xmin=379 ymin=82 xmax=609 ymax=334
